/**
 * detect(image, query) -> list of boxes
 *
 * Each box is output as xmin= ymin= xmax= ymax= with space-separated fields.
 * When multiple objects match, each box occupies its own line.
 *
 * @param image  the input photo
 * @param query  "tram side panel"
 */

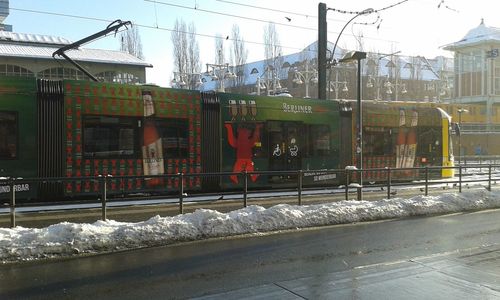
xmin=351 ymin=101 xmax=452 ymax=182
xmin=62 ymin=80 xmax=203 ymax=199
xmin=0 ymin=76 xmax=38 ymax=201
xmin=217 ymin=93 xmax=343 ymax=190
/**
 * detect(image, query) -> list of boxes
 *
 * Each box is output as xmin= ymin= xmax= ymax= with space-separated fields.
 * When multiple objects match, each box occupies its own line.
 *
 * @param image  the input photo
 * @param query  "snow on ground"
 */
xmin=1 ymin=189 xmax=500 ymax=263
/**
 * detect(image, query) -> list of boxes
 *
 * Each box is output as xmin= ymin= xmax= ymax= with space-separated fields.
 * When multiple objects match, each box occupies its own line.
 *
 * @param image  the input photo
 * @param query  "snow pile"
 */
xmin=1 ymin=189 xmax=500 ymax=263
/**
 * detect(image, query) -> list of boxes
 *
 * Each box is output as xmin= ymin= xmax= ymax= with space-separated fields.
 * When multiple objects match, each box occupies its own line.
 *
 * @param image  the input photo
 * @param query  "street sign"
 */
xmin=487 ymin=49 xmax=498 ymax=58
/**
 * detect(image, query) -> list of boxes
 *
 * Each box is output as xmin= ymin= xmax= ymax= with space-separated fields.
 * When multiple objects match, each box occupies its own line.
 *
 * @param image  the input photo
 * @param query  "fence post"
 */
xmin=179 ymin=173 xmax=184 ymax=214
xmin=345 ymin=169 xmax=349 ymax=200
xmin=297 ymin=170 xmax=303 ymax=206
xmin=387 ymin=167 xmax=391 ymax=200
xmin=425 ymin=167 xmax=429 ymax=196
xmin=243 ymin=171 xmax=248 ymax=208
xmin=488 ymin=165 xmax=492 ymax=191
xmin=100 ymin=175 xmax=107 ymax=221
xmin=459 ymin=165 xmax=462 ymax=193
xmin=9 ymin=177 xmax=15 ymax=228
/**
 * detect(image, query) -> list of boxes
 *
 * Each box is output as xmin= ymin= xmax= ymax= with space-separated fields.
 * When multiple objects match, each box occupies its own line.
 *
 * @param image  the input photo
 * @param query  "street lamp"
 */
xmin=457 ymin=108 xmax=468 ymax=165
xmin=383 ymin=79 xmax=407 ymax=100
xmin=171 ymin=72 xmax=202 ymax=90
xmin=328 ymin=79 xmax=348 ymax=100
xmin=252 ymin=62 xmax=288 ymax=96
xmin=205 ymin=63 xmax=236 ymax=92
xmin=340 ymin=50 xmax=366 ymax=200
xmin=293 ymin=62 xmax=318 ymax=98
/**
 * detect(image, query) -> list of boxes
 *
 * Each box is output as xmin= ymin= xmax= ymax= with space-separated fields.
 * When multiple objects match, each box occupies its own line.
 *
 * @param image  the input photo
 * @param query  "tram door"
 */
xmin=268 ymin=121 xmax=303 ymax=182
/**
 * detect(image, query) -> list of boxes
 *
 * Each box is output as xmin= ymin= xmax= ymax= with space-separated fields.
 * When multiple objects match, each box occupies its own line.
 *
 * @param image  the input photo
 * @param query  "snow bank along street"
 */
xmin=1 ymin=190 xmax=500 ymax=263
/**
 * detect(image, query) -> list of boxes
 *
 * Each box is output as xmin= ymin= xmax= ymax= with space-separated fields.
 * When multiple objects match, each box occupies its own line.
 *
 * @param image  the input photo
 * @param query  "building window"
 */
xmin=95 ymin=71 xmax=141 ymax=84
xmin=495 ymin=66 xmax=500 ymax=95
xmin=38 ymin=67 xmax=86 ymax=80
xmin=459 ymin=51 xmax=483 ymax=97
xmin=0 ymin=64 xmax=34 ymax=77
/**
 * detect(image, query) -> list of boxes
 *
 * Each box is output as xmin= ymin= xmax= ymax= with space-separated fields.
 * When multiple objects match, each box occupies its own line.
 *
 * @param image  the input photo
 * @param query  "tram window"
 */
xmin=363 ymin=128 xmax=392 ymax=156
xmin=0 ymin=112 xmax=17 ymax=159
xmin=83 ymin=115 xmax=139 ymax=158
xmin=416 ymin=128 xmax=441 ymax=158
xmin=154 ymin=118 xmax=189 ymax=159
xmin=309 ymin=125 xmax=330 ymax=156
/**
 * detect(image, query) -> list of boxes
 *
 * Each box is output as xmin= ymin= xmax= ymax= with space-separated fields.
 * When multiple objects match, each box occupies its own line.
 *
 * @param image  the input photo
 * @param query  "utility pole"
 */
xmin=318 ymin=3 xmax=327 ymax=100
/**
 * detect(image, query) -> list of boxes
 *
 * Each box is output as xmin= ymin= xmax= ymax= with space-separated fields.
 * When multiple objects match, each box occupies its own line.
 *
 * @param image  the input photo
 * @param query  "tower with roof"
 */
xmin=444 ymin=19 xmax=500 ymax=125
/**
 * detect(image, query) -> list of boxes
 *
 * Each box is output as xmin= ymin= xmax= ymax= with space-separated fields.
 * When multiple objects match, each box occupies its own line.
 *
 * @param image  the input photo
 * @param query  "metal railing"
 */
xmin=460 ymin=155 xmax=500 ymax=166
xmin=2 ymin=164 xmax=500 ymax=228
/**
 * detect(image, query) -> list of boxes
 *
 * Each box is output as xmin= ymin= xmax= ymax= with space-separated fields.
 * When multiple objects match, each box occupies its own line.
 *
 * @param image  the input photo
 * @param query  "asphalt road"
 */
xmin=1 ymin=207 xmax=500 ymax=299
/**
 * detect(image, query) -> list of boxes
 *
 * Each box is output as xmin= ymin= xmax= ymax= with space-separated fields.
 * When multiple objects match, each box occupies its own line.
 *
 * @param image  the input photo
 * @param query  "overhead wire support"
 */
xmin=52 ymin=19 xmax=132 ymax=82
xmin=327 ymin=0 xmax=411 ymax=66
xmin=318 ymin=0 xmax=409 ymax=99
xmin=328 ymin=8 xmax=374 ymax=67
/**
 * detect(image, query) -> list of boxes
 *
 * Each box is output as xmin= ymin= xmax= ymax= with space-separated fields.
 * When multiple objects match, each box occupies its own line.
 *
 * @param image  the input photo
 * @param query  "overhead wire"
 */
xmin=327 ymin=0 xmax=410 ymax=15
xmin=9 ymin=6 xmax=308 ymax=53
xmin=10 ymin=2 xmax=484 ymax=59
xmin=8 ymin=6 xmax=381 ymax=57
xmin=144 ymin=0 xmax=399 ymax=44
xmin=215 ymin=0 xmax=317 ymax=19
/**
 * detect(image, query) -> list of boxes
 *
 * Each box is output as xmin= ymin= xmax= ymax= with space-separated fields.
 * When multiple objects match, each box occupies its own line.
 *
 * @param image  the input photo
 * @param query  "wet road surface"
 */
xmin=1 ymin=208 xmax=500 ymax=299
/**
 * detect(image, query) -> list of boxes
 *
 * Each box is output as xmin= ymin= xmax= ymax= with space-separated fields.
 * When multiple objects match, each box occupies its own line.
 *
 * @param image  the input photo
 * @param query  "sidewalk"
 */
xmin=195 ymin=244 xmax=500 ymax=299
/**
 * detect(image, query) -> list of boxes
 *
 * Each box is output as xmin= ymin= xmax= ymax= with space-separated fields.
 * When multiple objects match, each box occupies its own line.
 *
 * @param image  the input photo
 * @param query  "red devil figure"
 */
xmin=225 ymin=123 xmax=263 ymax=184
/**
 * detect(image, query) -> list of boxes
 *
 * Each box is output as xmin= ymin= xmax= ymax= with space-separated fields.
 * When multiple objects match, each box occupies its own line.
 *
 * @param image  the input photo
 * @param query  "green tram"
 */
xmin=0 ymin=77 xmax=454 ymax=202
xmin=207 ymin=93 xmax=350 ymax=190
xmin=354 ymin=101 xmax=455 ymax=182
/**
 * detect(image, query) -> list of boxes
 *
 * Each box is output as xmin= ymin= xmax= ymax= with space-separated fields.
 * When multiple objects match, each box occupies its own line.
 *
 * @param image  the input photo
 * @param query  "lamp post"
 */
xmin=383 ymin=78 xmax=407 ymax=101
xmin=457 ymin=108 xmax=468 ymax=165
xmin=171 ymin=72 xmax=202 ymax=90
xmin=205 ymin=63 xmax=236 ymax=92
xmin=255 ymin=75 xmax=282 ymax=96
xmin=366 ymin=75 xmax=382 ymax=100
xmin=293 ymin=63 xmax=318 ymax=98
xmin=251 ymin=61 xmax=288 ymax=96
xmin=340 ymin=51 xmax=366 ymax=200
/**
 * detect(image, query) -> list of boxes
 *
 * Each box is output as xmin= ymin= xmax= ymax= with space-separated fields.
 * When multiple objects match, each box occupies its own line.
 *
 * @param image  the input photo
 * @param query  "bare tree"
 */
xmin=120 ymin=25 xmax=144 ymax=59
xmin=263 ymin=22 xmax=283 ymax=94
xmin=171 ymin=19 xmax=188 ymax=74
xmin=214 ymin=34 xmax=225 ymax=66
xmin=230 ymin=24 xmax=248 ymax=90
xmin=187 ymin=22 xmax=201 ymax=89
xmin=212 ymin=34 xmax=226 ymax=91
xmin=171 ymin=19 xmax=201 ymax=89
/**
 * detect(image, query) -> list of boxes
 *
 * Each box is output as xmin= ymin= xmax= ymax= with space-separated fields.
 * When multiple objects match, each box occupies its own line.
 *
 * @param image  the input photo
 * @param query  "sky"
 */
xmin=1 ymin=188 xmax=500 ymax=263
xmin=7 ymin=0 xmax=500 ymax=87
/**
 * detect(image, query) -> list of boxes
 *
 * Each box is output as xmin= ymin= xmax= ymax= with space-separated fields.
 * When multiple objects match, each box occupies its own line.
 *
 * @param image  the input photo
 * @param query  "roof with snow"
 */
xmin=0 ymin=31 xmax=152 ymax=67
xmin=443 ymin=19 xmax=500 ymax=50
xmin=0 ymin=31 xmax=71 ymax=46
xmin=200 ymin=41 xmax=449 ymax=92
